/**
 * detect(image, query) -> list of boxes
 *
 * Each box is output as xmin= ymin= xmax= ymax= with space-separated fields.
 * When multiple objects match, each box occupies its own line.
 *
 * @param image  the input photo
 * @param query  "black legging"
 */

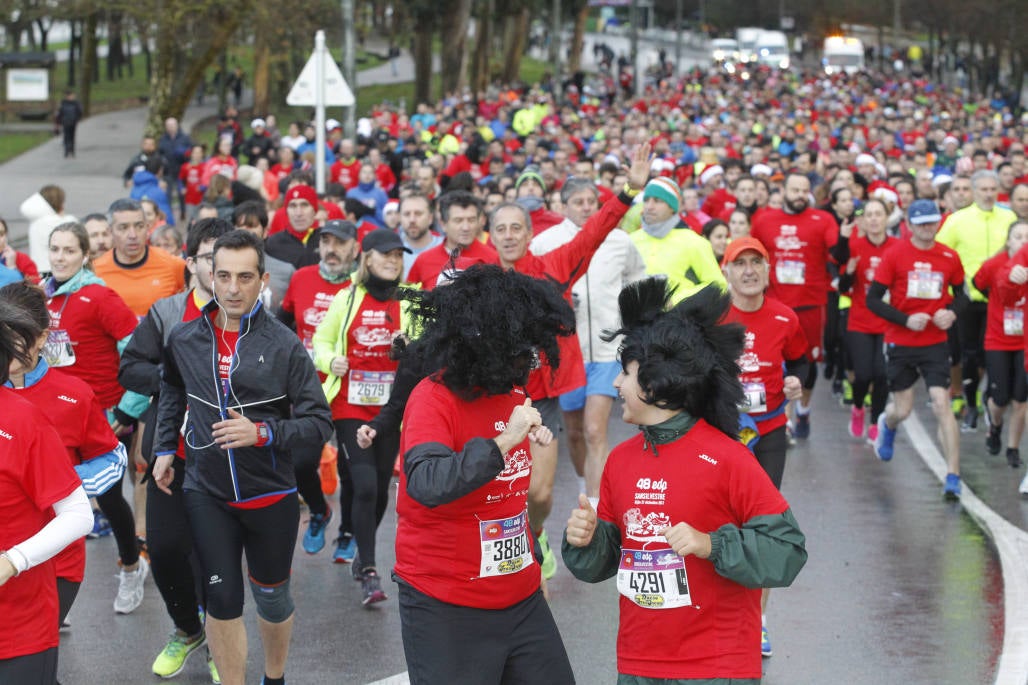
xmin=95 ymin=472 xmax=139 ymax=567
xmin=183 ymin=490 xmax=299 ymax=620
xmin=985 ymin=349 xmax=1028 ymax=407
xmin=753 ymin=425 xmax=789 ymax=490
xmin=0 ymin=647 xmax=58 ymax=685
xmin=146 ymin=464 xmax=204 ymax=637
xmin=335 ymin=418 xmax=399 ymax=571
xmin=959 ymin=301 xmax=988 ymax=406
xmin=847 ymin=330 xmax=889 ymax=424
xmin=293 ymin=446 xmax=355 ymax=537
xmin=57 ymin=578 xmax=80 ymax=626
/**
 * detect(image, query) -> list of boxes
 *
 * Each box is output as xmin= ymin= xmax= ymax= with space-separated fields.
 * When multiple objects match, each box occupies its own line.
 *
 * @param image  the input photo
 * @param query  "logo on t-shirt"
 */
xmin=497 ymin=447 xmax=531 ymax=485
xmin=624 ymin=508 xmax=672 ymax=544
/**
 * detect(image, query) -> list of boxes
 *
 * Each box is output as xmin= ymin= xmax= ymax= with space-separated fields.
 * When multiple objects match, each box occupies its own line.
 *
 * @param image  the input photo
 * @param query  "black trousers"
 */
xmin=146 ymin=465 xmax=204 ymax=636
xmin=397 ymin=579 xmax=575 ymax=685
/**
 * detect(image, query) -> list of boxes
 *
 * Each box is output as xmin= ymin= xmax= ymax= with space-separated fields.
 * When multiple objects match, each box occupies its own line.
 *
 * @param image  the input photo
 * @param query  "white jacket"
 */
xmin=19 ymin=192 xmax=76 ymax=273
xmin=531 ymin=218 xmax=646 ymax=363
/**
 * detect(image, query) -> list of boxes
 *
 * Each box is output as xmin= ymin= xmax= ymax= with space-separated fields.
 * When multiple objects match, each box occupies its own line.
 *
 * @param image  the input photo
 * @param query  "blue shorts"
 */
xmin=559 ymin=361 xmax=622 ymax=412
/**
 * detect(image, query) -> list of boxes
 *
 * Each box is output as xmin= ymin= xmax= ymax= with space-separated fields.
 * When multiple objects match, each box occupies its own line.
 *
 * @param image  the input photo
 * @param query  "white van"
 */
xmin=736 ymin=27 xmax=763 ymax=63
xmin=822 ymin=36 xmax=865 ymax=75
xmin=756 ymin=30 xmax=790 ymax=70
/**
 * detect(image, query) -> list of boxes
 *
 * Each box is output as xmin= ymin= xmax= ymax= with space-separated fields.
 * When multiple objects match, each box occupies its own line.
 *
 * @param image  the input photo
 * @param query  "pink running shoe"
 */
xmin=849 ymin=406 xmax=865 ymax=438
xmin=866 ymin=422 xmax=879 ymax=444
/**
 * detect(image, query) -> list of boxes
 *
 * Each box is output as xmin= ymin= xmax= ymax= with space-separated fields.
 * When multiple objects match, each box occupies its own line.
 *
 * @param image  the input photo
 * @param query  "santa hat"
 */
xmin=699 ymin=164 xmax=724 ymax=186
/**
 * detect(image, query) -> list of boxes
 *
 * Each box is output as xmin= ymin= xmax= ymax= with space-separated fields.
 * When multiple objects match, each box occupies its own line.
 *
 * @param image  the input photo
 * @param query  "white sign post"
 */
xmin=287 ymin=30 xmax=355 ymax=193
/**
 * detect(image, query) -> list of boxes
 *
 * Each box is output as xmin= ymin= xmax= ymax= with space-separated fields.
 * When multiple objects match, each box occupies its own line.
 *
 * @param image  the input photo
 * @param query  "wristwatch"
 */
xmin=255 ymin=422 xmax=271 ymax=447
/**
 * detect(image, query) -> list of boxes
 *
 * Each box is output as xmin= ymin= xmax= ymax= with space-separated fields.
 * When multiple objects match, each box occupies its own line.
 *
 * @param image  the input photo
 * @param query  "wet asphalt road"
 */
xmin=58 ymin=378 xmax=1006 ymax=685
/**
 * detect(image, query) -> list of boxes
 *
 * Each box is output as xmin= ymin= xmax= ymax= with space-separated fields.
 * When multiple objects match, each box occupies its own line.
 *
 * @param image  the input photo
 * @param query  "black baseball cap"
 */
xmin=362 ymin=228 xmax=411 ymax=254
xmin=320 ymin=219 xmax=358 ymax=242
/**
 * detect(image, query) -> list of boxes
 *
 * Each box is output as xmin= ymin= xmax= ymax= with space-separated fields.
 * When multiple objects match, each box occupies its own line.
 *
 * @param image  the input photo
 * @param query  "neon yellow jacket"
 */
xmin=630 ymin=227 xmax=727 ymax=303
xmin=311 ymin=284 xmax=415 ymax=405
xmin=936 ymin=203 xmax=1017 ymax=301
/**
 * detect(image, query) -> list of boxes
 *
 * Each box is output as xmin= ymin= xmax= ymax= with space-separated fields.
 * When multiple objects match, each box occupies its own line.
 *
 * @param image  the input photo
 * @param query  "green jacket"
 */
xmin=311 ymin=284 xmax=414 ymax=405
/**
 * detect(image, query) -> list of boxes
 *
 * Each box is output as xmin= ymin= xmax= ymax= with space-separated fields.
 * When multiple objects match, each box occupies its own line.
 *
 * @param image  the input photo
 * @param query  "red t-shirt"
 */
xmin=871 ymin=239 xmax=964 ymax=347
xmin=751 ymin=207 xmax=839 ymax=308
xmin=974 ymin=250 xmax=1024 ymax=352
xmin=846 ymin=235 xmax=894 ymax=335
xmin=725 ymin=298 xmax=808 ymax=434
xmin=13 ymin=251 xmax=40 ymax=283
xmin=11 ymin=369 xmax=118 ymax=583
xmin=47 ymin=283 xmax=139 ymax=408
xmin=395 ymin=379 xmax=539 ymax=609
xmin=266 ymin=200 xmax=346 ymax=236
xmin=598 ymin=421 xmax=789 ymax=679
xmin=178 ymin=162 xmax=205 ymax=205
xmin=330 ymin=295 xmax=401 ymax=421
xmin=406 ymin=240 xmax=496 ymax=291
xmin=330 ymin=158 xmax=362 ymax=189
xmin=0 ymin=389 xmax=82 ymax=659
xmin=701 ymin=188 xmax=736 ymax=219
xmin=280 ymin=265 xmax=351 ymax=355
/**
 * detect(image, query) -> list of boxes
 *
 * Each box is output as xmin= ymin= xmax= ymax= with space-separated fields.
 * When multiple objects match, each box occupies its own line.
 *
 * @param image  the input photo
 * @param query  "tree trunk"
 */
xmin=81 ymin=14 xmax=98 ymax=115
xmin=502 ymin=7 xmax=530 ymax=82
xmin=439 ymin=0 xmax=472 ymax=99
xmin=253 ymin=25 xmax=271 ymax=115
xmin=412 ymin=13 xmax=434 ymax=105
xmin=470 ymin=0 xmax=493 ymax=95
xmin=35 ymin=19 xmax=51 ymax=52
xmin=147 ymin=9 xmax=245 ymax=135
xmin=568 ymin=3 xmax=588 ymax=73
xmin=67 ymin=20 xmax=78 ymax=88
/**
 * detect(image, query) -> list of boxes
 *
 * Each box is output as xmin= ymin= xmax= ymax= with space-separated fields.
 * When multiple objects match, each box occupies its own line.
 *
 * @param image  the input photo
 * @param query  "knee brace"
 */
xmin=249 ymin=577 xmax=294 ymax=623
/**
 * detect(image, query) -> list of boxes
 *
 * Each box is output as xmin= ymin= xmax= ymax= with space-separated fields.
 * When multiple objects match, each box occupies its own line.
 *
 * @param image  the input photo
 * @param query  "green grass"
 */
xmin=0 ymin=131 xmax=55 ymax=163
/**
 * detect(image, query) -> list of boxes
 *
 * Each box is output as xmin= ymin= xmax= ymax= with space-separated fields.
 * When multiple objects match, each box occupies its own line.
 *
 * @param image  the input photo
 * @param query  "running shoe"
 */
xmin=114 ymin=555 xmax=149 ymax=614
xmin=867 ymin=422 xmax=879 ymax=444
xmin=793 ymin=413 xmax=810 ymax=439
xmin=873 ymin=414 xmax=895 ymax=462
xmin=951 ymin=396 xmax=965 ymax=419
xmin=332 ymin=535 xmax=356 ymax=564
xmin=841 ymin=380 xmax=853 ymax=407
xmin=831 ymin=377 xmax=843 ymax=397
xmin=849 ymin=406 xmax=865 ymax=438
xmin=1007 ymin=448 xmax=1022 ymax=469
xmin=152 ymin=631 xmax=206 ymax=678
xmin=1020 ymin=472 xmax=1028 ymax=496
xmin=302 ymin=507 xmax=333 ymax=555
xmin=761 ymin=622 xmax=772 ymax=657
xmin=207 ymin=647 xmax=221 ymax=684
xmin=137 ymin=536 xmax=150 ymax=562
xmin=59 ymin=618 xmax=71 ymax=633
xmin=943 ymin=473 xmax=962 ymax=500
xmin=538 ymin=530 xmax=557 ymax=579
xmin=361 ymin=569 xmax=388 ymax=606
xmin=986 ymin=423 xmax=1002 ymax=456
xmin=87 ymin=509 xmax=112 ymax=539
xmin=961 ymin=406 xmax=979 ymax=433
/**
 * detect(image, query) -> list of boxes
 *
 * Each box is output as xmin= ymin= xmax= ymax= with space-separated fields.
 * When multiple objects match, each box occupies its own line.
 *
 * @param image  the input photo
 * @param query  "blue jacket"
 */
xmin=130 ymin=170 xmax=175 ymax=226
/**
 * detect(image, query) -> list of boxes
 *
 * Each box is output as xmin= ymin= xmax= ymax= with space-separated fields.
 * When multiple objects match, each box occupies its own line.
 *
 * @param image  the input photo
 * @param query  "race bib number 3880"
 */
xmin=479 ymin=510 xmax=534 ymax=578
xmin=617 ymin=547 xmax=691 ymax=609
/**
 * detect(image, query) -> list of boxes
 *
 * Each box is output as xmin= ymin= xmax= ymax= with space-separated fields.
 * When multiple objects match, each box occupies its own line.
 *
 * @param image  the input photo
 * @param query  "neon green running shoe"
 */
xmin=538 ymin=529 xmax=557 ymax=579
xmin=152 ymin=631 xmax=205 ymax=678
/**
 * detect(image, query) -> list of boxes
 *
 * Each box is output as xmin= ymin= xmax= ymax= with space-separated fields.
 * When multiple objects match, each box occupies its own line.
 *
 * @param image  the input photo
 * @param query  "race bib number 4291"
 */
xmin=617 ymin=547 xmax=692 ymax=609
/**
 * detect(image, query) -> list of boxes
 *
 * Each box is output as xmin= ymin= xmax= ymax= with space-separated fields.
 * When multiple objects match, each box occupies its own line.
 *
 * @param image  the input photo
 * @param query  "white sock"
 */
xmin=795 ymin=402 xmax=811 ymax=416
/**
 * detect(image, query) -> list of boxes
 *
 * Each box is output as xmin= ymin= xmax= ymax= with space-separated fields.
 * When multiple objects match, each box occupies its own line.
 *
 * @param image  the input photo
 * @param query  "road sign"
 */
xmin=286 ymin=49 xmax=354 ymax=107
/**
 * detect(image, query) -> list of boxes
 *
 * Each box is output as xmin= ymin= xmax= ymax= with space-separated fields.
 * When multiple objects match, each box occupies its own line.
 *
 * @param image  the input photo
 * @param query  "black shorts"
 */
xmin=985 ymin=349 xmax=1028 ymax=406
xmin=183 ymin=489 xmax=299 ymax=620
xmin=396 ymin=578 xmax=574 ymax=685
xmin=886 ymin=343 xmax=951 ymax=392
xmin=534 ymin=397 xmax=565 ymax=434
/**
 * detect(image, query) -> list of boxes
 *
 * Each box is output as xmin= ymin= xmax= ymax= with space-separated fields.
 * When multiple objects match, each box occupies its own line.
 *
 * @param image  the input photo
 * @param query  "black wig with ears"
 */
xmin=603 ymin=278 xmax=746 ymax=437
xmin=401 ymin=264 xmax=576 ymax=400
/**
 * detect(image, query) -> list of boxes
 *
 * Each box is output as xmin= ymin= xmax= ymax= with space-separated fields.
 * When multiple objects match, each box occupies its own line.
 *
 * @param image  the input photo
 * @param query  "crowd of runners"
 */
xmin=2 ymin=55 xmax=1028 ymax=684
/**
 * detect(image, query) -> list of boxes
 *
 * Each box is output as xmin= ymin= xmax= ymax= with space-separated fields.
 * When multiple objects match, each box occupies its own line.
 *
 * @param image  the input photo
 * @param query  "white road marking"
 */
xmin=366 ymin=673 xmax=409 ymax=685
xmin=905 ymin=412 xmax=1028 ymax=685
